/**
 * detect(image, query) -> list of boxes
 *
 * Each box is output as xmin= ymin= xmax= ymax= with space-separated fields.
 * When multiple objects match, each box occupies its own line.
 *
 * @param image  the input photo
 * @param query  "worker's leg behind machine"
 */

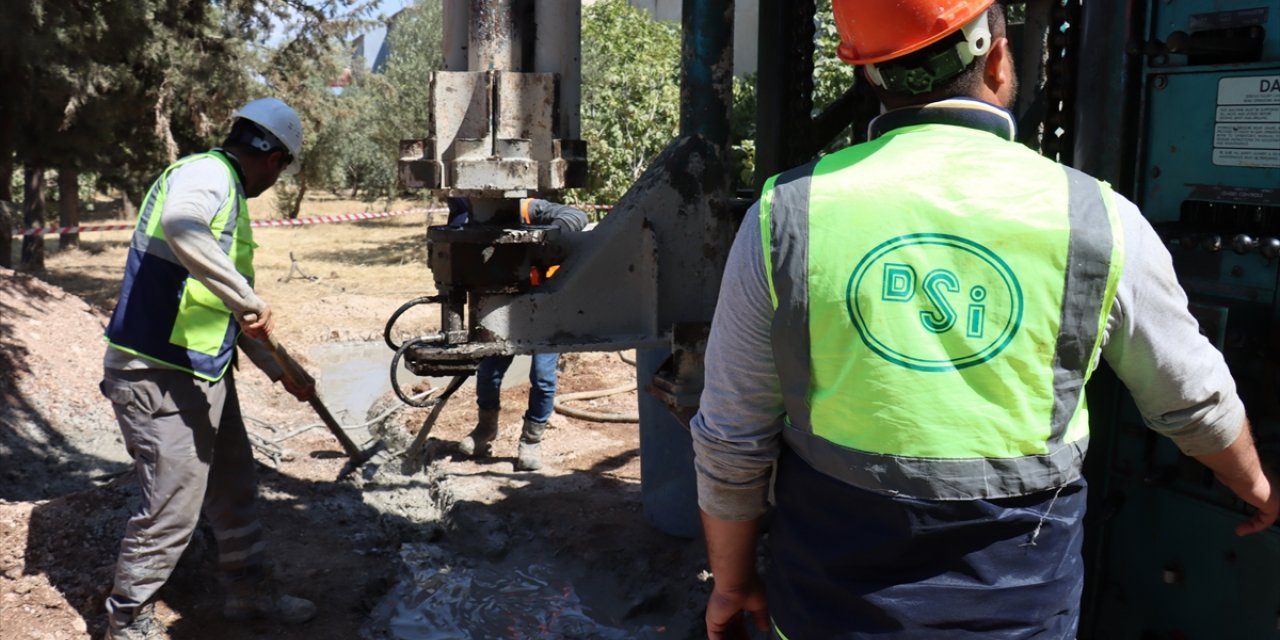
xmin=516 ymin=352 xmax=559 ymax=471
xmin=459 ymin=355 xmax=514 ymax=457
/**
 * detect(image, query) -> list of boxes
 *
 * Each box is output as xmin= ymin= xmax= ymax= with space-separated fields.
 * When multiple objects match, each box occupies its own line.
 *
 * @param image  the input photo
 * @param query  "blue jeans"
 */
xmin=475 ymin=353 xmax=559 ymax=423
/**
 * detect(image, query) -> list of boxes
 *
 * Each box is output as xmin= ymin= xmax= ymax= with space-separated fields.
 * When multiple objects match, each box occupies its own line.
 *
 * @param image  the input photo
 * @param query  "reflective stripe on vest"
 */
xmin=761 ymin=122 xmax=1124 ymax=500
xmin=104 ymin=151 xmax=254 ymax=381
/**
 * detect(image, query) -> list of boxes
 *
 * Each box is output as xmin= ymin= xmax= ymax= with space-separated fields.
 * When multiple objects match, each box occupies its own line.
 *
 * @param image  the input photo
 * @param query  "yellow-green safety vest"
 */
xmin=104 ymin=151 xmax=255 ymax=382
xmin=760 ymin=99 xmax=1124 ymax=500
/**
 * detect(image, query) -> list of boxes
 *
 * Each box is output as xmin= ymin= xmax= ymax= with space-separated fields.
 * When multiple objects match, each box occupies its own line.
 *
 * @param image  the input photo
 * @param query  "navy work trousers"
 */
xmin=768 ymin=447 xmax=1086 ymax=639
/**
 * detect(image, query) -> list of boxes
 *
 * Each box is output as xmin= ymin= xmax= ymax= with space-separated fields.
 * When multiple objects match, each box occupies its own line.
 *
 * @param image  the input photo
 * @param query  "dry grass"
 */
xmin=29 ymin=189 xmax=445 ymax=347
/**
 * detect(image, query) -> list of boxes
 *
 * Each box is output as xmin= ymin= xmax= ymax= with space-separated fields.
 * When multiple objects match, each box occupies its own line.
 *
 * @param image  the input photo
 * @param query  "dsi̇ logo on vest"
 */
xmin=846 ymin=233 xmax=1023 ymax=372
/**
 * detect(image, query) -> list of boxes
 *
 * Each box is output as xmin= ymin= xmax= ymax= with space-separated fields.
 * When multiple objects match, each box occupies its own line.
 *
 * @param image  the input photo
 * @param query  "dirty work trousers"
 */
xmin=768 ymin=447 xmax=1087 ymax=639
xmin=475 ymin=353 xmax=559 ymax=423
xmin=100 ymin=367 xmax=267 ymax=626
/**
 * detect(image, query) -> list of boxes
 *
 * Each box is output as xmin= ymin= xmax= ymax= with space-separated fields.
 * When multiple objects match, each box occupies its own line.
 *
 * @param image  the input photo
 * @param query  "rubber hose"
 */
xmin=553 ymin=383 xmax=639 ymax=423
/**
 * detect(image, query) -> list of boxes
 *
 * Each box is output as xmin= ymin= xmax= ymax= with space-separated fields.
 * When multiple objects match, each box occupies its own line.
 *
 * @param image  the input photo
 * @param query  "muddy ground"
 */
xmin=1 ymin=196 xmax=712 ymax=639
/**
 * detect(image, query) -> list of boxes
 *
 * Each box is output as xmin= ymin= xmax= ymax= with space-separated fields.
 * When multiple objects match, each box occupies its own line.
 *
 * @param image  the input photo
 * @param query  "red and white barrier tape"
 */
xmin=10 ymin=203 xmax=613 ymax=238
xmin=248 ymin=207 xmax=440 ymax=229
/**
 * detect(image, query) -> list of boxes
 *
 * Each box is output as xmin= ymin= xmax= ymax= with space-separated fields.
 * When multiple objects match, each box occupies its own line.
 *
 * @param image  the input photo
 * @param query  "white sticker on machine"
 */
xmin=1215 ymin=76 xmax=1280 ymax=168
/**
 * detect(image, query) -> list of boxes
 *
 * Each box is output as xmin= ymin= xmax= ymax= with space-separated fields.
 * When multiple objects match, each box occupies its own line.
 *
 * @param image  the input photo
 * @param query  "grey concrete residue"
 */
xmin=366 ymin=543 xmax=664 ymax=640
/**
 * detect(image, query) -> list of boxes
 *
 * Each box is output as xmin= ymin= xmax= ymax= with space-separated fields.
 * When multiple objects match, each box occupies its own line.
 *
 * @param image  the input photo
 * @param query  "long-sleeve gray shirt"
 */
xmin=525 ymin=199 xmax=589 ymax=232
xmin=692 ymin=195 xmax=1246 ymax=521
xmin=104 ymin=153 xmax=281 ymax=379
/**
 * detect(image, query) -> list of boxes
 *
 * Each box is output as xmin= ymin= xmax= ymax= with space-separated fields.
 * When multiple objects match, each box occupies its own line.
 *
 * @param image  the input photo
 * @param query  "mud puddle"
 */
xmin=309 ymin=341 xmax=532 ymax=424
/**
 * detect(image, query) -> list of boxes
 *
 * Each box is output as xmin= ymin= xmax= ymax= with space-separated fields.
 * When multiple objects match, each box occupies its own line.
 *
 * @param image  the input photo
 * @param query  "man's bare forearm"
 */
xmin=1193 ymin=419 xmax=1279 ymax=536
xmin=701 ymin=510 xmax=761 ymax=589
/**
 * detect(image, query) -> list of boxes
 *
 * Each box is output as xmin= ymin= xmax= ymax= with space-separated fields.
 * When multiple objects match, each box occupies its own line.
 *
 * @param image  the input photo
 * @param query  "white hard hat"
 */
xmin=232 ymin=97 xmax=304 ymax=162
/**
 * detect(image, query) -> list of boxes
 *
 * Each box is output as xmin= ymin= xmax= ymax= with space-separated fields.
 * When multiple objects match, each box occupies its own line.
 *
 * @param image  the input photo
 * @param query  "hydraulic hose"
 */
xmin=552 ymin=353 xmax=640 ymax=423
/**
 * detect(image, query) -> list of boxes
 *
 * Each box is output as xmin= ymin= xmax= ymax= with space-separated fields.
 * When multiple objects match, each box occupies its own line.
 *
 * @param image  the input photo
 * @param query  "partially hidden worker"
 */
xmin=450 ymin=197 xmax=589 ymax=471
xmin=100 ymin=98 xmax=318 ymax=640
xmin=692 ymin=2 xmax=1279 ymax=638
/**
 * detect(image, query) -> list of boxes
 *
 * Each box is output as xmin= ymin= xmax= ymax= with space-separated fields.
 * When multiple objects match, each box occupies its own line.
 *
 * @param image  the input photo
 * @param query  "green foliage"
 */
xmin=303 ymin=2 xmax=443 ymax=207
xmin=813 ymin=1 xmax=858 ymax=152
xmin=0 ymin=0 xmax=372 ymax=217
xmin=731 ymin=74 xmax=759 ymax=190
xmin=571 ymin=0 xmax=682 ymax=206
xmin=813 ymin=1 xmax=856 ymax=115
xmin=377 ymin=2 xmax=441 ymax=145
xmin=311 ymin=80 xmax=392 ymax=200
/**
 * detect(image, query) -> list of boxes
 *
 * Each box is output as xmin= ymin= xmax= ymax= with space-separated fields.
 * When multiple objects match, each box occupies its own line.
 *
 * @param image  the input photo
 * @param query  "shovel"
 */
xmin=245 ymin=315 xmax=383 ymax=477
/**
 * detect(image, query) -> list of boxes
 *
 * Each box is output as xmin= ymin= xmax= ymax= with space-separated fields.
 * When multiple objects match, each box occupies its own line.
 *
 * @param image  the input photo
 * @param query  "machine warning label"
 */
xmin=1215 ymin=124 xmax=1280 ymax=149
xmin=1214 ymin=149 xmax=1280 ymax=168
xmin=1218 ymin=76 xmax=1280 ymax=106
xmin=1217 ymin=106 xmax=1280 ymax=123
xmin=1215 ymin=76 xmax=1280 ymax=168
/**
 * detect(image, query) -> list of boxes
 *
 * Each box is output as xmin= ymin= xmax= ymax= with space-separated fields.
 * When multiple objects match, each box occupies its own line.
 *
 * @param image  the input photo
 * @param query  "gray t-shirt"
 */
xmin=692 ymin=195 xmax=1245 ymax=520
xmin=103 ymin=154 xmax=280 ymax=378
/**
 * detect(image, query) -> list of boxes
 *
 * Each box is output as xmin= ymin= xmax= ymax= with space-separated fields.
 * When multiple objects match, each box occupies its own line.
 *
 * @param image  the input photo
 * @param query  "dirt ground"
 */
xmin=1 ymin=193 xmax=711 ymax=639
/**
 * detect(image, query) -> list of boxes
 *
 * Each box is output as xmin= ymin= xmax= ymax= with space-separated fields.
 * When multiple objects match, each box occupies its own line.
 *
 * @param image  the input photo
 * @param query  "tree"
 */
xmin=573 ymin=0 xmax=682 ymax=206
xmin=20 ymin=167 xmax=45 ymax=270
xmin=256 ymin=2 xmax=382 ymax=217
xmin=813 ymin=1 xmax=856 ymax=115
xmin=307 ymin=1 xmax=444 ymax=204
xmin=0 ymin=0 xmax=373 ymax=243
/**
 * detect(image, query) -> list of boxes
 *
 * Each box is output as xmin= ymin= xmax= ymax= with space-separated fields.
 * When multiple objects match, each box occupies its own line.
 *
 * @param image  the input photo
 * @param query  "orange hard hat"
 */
xmin=833 ymin=0 xmax=995 ymax=66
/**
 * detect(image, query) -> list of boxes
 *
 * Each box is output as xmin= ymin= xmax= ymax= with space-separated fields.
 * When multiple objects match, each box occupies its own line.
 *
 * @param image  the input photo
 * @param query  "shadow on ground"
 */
xmin=23 ymin=443 xmax=713 ymax=639
xmin=306 ymin=229 xmax=426 ymax=268
xmin=24 ymin=462 xmax=410 ymax=640
xmin=0 ymin=273 xmax=129 ymax=501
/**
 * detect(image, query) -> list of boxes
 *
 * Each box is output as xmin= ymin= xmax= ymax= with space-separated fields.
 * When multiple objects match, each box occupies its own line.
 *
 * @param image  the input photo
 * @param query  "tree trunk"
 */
xmin=290 ymin=175 xmax=307 ymax=219
xmin=20 ymin=166 xmax=45 ymax=271
xmin=0 ymin=201 xmax=13 ymax=270
xmin=58 ymin=167 xmax=80 ymax=250
xmin=120 ymin=190 xmax=135 ymax=221
xmin=0 ymin=153 xmax=11 ymax=203
xmin=0 ymin=100 xmax=13 ymax=202
xmin=0 ymin=82 xmax=13 ymax=267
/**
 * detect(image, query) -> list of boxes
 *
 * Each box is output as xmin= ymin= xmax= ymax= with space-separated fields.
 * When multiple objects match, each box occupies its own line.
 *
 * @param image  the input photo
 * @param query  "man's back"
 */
xmin=763 ymin=101 xmax=1119 ymax=502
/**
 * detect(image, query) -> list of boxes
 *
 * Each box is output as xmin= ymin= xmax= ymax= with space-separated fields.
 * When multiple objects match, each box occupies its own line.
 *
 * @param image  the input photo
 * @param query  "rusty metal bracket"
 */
xmin=645 ymin=323 xmax=711 ymax=428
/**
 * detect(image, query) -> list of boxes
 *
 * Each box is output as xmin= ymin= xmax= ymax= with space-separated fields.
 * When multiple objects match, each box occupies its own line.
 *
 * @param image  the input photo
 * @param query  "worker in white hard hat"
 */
xmin=99 ymin=97 xmax=316 ymax=639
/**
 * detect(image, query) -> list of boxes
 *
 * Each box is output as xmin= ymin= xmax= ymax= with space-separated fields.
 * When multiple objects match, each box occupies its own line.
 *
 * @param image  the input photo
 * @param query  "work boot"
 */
xmin=104 ymin=602 xmax=166 ymax=640
xmin=458 ymin=408 xmax=500 ymax=457
xmin=515 ymin=417 xmax=548 ymax=471
xmin=223 ymin=577 xmax=316 ymax=625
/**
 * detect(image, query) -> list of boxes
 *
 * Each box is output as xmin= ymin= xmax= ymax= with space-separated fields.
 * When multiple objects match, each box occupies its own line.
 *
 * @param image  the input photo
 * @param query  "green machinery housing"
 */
xmin=1070 ymin=1 xmax=1280 ymax=637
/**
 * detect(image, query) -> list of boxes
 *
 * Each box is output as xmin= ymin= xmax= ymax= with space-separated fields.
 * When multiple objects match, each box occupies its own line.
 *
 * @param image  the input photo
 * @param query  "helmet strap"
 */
xmin=865 ymin=9 xmax=992 ymax=96
xmin=230 ymin=119 xmax=288 ymax=155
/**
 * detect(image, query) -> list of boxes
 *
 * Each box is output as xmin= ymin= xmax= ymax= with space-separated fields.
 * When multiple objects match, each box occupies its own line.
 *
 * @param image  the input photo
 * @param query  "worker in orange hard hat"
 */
xmin=693 ymin=1 xmax=1276 ymax=638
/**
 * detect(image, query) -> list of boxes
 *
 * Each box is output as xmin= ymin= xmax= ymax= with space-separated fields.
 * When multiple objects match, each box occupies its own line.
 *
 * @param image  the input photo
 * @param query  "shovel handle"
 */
xmin=242 ymin=313 xmax=368 ymax=462
xmin=242 ymin=313 xmax=310 ymax=386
